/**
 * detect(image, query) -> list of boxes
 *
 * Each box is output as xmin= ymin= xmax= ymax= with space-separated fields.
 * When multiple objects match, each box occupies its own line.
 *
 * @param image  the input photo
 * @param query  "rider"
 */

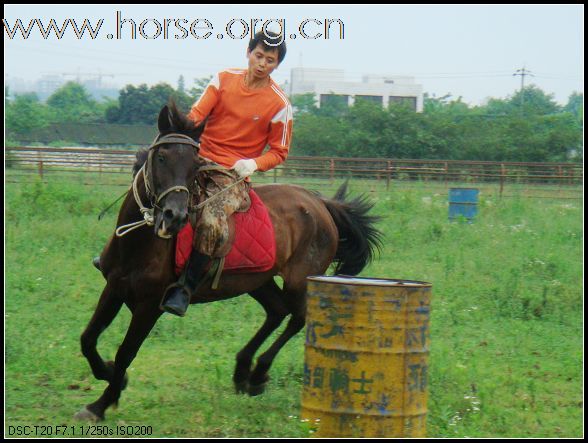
xmin=160 ymin=30 xmax=293 ymax=316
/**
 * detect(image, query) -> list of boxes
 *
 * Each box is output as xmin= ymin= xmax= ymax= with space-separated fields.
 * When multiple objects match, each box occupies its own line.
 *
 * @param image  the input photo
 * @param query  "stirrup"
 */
xmin=160 ymin=282 xmax=192 ymax=317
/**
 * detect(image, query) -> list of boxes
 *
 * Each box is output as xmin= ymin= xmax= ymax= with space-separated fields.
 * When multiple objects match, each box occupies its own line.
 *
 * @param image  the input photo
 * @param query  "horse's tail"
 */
xmin=321 ymin=181 xmax=384 ymax=276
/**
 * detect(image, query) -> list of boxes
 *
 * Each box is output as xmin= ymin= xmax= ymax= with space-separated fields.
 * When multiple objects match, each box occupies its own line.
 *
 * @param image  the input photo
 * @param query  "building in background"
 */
xmin=287 ymin=67 xmax=423 ymax=112
xmin=36 ymin=75 xmax=66 ymax=100
xmin=5 ymin=74 xmax=120 ymax=102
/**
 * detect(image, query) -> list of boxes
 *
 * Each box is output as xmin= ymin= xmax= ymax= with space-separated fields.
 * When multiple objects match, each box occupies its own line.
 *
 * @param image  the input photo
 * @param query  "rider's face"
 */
xmin=246 ymin=44 xmax=279 ymax=80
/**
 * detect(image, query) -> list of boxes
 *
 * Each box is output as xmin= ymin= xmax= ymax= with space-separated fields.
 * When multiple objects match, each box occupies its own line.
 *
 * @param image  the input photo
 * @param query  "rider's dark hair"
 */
xmin=248 ymin=30 xmax=287 ymax=64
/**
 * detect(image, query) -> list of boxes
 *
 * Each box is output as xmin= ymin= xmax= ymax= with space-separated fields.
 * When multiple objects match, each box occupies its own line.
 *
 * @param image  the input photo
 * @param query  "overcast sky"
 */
xmin=3 ymin=4 xmax=584 ymax=105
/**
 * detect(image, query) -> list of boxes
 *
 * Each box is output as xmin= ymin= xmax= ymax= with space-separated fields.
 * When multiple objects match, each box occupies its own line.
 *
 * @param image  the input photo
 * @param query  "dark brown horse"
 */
xmin=75 ymin=102 xmax=383 ymax=422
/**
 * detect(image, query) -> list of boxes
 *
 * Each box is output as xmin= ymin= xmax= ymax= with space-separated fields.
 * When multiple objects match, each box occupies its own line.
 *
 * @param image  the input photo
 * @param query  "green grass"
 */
xmin=5 ymin=174 xmax=583 ymax=438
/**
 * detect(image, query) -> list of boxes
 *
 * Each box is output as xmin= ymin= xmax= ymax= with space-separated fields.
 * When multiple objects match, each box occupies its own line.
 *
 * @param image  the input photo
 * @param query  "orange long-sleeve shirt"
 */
xmin=187 ymin=69 xmax=293 ymax=172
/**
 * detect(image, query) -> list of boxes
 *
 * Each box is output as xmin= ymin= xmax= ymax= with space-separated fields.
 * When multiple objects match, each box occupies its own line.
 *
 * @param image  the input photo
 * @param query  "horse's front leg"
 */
xmin=75 ymin=300 xmax=162 ymax=422
xmin=80 ymin=282 xmax=124 ymax=384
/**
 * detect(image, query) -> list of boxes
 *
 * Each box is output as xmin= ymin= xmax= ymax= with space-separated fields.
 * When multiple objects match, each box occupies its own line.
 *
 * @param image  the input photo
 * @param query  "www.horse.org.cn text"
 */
xmin=3 ymin=13 xmax=345 ymax=41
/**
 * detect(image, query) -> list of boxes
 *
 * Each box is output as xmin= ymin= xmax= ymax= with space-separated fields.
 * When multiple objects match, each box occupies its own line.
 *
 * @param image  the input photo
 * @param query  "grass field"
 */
xmin=5 ymin=172 xmax=584 ymax=438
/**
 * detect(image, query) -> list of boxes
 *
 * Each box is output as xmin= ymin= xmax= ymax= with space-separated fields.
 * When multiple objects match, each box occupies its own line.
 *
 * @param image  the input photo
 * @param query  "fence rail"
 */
xmin=5 ymin=146 xmax=583 ymax=199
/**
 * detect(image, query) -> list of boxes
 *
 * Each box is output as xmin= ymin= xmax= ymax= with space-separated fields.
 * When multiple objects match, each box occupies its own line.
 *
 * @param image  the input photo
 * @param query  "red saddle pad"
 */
xmin=175 ymin=189 xmax=276 ymax=276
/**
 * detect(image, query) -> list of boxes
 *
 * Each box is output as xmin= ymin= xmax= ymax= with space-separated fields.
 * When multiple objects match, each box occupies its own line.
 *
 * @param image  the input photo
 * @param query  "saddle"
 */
xmin=175 ymin=189 xmax=276 ymax=288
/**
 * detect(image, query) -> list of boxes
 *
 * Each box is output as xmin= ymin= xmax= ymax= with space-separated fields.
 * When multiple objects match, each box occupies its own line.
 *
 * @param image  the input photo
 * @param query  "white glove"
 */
xmin=232 ymin=158 xmax=258 ymax=178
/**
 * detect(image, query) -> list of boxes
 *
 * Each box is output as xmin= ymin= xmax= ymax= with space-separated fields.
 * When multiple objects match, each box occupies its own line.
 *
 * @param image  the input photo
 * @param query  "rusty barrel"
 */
xmin=301 ymin=276 xmax=432 ymax=438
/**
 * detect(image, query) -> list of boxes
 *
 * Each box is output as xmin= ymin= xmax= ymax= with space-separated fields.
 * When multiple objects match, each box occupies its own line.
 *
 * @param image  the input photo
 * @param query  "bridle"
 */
xmin=143 ymin=133 xmax=200 ymax=206
xmin=115 ymin=133 xmax=200 ymax=238
xmin=115 ymin=133 xmax=245 ymax=239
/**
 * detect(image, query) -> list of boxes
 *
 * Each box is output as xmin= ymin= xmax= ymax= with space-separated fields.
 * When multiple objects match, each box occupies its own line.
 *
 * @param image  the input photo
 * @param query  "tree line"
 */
xmin=5 ymin=78 xmax=583 ymax=163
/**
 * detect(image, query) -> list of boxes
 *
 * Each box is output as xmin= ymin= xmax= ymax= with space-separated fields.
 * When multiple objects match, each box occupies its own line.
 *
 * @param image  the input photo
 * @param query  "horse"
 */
xmin=75 ymin=101 xmax=383 ymax=422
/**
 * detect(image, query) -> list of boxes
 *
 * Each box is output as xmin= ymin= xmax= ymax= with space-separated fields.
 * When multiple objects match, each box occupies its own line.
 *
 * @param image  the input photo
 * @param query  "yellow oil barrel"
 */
xmin=301 ymin=276 xmax=432 ymax=438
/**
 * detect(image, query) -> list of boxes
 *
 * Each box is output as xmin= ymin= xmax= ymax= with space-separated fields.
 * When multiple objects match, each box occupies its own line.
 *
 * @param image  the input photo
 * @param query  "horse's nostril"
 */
xmin=163 ymin=209 xmax=174 ymax=221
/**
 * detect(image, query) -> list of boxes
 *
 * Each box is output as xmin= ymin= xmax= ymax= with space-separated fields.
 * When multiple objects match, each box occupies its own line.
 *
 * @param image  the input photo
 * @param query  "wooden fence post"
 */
xmin=386 ymin=160 xmax=392 ymax=190
xmin=330 ymin=159 xmax=335 ymax=183
xmin=569 ymin=167 xmax=574 ymax=185
xmin=500 ymin=163 xmax=505 ymax=197
xmin=38 ymin=151 xmax=44 ymax=179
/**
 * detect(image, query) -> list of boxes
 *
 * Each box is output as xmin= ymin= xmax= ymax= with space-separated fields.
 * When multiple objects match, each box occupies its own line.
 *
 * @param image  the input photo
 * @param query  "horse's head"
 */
xmin=144 ymin=100 xmax=206 ymax=238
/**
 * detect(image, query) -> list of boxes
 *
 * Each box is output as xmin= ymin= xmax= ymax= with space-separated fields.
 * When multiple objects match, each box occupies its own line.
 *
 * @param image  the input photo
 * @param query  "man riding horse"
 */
xmin=95 ymin=30 xmax=292 ymax=317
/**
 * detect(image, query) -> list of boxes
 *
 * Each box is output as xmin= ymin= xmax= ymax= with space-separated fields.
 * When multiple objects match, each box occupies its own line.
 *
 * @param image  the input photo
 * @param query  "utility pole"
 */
xmin=513 ymin=66 xmax=534 ymax=109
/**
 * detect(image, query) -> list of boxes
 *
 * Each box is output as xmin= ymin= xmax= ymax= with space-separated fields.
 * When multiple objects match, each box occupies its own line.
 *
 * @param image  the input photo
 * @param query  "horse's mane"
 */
xmin=132 ymin=100 xmax=199 ymax=177
xmin=132 ymin=148 xmax=150 ymax=177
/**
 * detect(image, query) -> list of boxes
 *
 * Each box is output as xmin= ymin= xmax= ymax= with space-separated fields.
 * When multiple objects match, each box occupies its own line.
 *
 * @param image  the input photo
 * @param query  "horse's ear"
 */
xmin=157 ymin=105 xmax=172 ymax=132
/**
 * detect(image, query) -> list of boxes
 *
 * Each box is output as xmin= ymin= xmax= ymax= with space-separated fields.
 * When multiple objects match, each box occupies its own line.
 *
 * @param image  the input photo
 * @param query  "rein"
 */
xmin=115 ymin=134 xmax=243 ymax=238
xmin=115 ymin=164 xmax=157 ymax=237
xmin=191 ymin=165 xmax=246 ymax=210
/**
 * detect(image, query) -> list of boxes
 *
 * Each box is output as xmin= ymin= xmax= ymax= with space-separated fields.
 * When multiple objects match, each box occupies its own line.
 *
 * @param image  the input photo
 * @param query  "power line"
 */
xmin=513 ymin=65 xmax=534 ymax=107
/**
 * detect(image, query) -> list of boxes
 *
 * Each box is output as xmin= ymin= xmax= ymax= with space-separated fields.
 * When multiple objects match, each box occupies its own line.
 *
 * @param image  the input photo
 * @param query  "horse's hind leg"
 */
xmin=233 ymin=279 xmax=289 ymax=393
xmin=80 ymin=282 xmax=124 ymax=384
xmin=247 ymin=279 xmax=307 ymax=396
xmin=76 ymin=300 xmax=162 ymax=422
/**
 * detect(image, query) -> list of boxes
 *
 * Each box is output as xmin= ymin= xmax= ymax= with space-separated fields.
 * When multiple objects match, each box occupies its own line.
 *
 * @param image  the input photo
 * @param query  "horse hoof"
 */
xmin=247 ymin=382 xmax=268 ymax=397
xmin=74 ymin=407 xmax=102 ymax=422
xmin=234 ymin=380 xmax=249 ymax=395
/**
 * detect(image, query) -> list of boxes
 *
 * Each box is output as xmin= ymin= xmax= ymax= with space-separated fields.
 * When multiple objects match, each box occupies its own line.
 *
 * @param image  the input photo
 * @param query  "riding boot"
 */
xmin=160 ymin=251 xmax=211 ymax=317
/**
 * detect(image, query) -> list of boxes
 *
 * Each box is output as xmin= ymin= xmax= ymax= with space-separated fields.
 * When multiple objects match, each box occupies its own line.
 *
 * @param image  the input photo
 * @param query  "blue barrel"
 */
xmin=448 ymin=188 xmax=479 ymax=222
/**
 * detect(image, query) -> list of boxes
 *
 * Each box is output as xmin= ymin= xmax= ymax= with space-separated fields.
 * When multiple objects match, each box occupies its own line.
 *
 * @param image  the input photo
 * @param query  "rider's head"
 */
xmin=247 ymin=30 xmax=287 ymax=65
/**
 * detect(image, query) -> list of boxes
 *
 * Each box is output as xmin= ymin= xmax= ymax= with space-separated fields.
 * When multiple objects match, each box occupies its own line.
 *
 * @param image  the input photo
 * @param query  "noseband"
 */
xmin=115 ymin=133 xmax=200 ymax=238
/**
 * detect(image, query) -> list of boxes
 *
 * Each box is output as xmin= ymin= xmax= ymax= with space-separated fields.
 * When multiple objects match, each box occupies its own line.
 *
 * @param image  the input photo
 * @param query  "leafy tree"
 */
xmin=563 ymin=91 xmax=583 ymax=123
xmin=46 ymin=82 xmax=104 ymax=123
xmin=188 ymin=76 xmax=213 ymax=103
xmin=534 ymin=113 xmax=582 ymax=161
xmin=5 ymin=93 xmax=51 ymax=134
xmin=291 ymin=84 xmax=582 ymax=162
xmin=106 ymin=79 xmax=205 ymax=124
xmin=47 ymin=81 xmax=93 ymax=109
xmin=108 ymin=84 xmax=149 ymax=124
xmin=290 ymin=93 xmax=318 ymax=115
xmin=423 ymin=93 xmax=451 ymax=113
xmin=316 ymin=94 xmax=350 ymax=118
xmin=107 ymin=83 xmax=184 ymax=124
xmin=511 ymin=84 xmax=561 ymax=116
xmin=105 ymin=103 xmax=121 ymax=124
xmin=5 ymin=77 xmax=581 ymax=164
xmin=290 ymin=113 xmax=347 ymax=156
xmin=482 ymin=97 xmax=513 ymax=116
xmin=150 ymin=83 xmax=179 ymax=111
